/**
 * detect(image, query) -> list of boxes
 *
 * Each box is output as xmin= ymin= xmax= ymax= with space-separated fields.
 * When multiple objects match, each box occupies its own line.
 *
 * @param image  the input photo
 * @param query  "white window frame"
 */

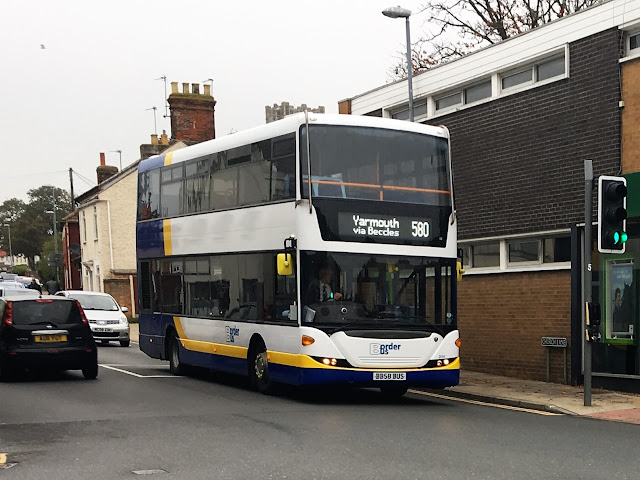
xmin=507 ymin=239 xmax=542 ymax=267
xmin=82 ymin=211 xmax=87 ymax=244
xmin=93 ymin=206 xmax=98 ymax=241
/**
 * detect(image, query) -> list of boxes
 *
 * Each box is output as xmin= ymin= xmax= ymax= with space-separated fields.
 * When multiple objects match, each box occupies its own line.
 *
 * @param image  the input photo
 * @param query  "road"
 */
xmin=1 ymin=344 xmax=639 ymax=480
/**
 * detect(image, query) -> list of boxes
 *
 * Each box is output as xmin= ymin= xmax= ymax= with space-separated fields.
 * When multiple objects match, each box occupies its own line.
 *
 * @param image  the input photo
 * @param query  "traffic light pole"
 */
xmin=584 ymin=160 xmax=593 ymax=406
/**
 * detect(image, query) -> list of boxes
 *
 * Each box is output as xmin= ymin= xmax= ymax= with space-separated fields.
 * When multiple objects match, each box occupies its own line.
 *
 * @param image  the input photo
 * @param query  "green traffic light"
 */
xmin=613 ymin=232 xmax=620 ymax=244
xmin=621 ymin=232 xmax=628 ymax=243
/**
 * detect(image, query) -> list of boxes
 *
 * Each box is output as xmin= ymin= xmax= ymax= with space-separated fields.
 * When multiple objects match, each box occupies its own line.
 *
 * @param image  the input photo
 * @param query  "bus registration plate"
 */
xmin=373 ymin=372 xmax=406 ymax=381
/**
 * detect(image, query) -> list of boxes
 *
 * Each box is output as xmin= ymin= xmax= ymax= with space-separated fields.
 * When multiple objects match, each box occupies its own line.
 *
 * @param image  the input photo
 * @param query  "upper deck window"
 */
xmin=300 ymin=125 xmax=451 ymax=207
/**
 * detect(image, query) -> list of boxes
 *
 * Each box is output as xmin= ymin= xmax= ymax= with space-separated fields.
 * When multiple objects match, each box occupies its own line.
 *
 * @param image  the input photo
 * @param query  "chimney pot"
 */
xmin=192 ymin=83 xmax=200 ymax=94
xmin=151 ymin=134 xmax=159 ymax=145
xmin=182 ymin=82 xmax=189 ymax=94
xmin=100 ymin=152 xmax=106 ymax=166
xmin=171 ymin=82 xmax=178 ymax=94
xmin=160 ymin=130 xmax=169 ymax=145
xmin=204 ymin=84 xmax=211 ymax=96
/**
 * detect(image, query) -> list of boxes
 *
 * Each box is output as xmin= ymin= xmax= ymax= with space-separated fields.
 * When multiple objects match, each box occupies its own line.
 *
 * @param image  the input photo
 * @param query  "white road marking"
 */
xmin=99 ymin=364 xmax=180 ymax=378
xmin=408 ymin=389 xmax=562 ymax=416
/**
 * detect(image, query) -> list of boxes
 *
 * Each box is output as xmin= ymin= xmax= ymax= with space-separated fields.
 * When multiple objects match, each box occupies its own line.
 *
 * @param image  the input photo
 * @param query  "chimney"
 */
xmin=160 ymin=130 xmax=169 ymax=145
xmin=151 ymin=134 xmax=158 ymax=145
xmin=96 ymin=152 xmax=119 ymax=185
xmin=168 ymin=79 xmax=217 ymax=144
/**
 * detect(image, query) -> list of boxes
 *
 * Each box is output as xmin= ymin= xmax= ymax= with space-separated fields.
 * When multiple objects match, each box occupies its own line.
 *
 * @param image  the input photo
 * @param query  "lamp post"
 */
xmin=44 ymin=186 xmax=59 ymax=282
xmin=382 ymin=5 xmax=414 ymax=121
xmin=2 ymin=221 xmax=12 ymax=271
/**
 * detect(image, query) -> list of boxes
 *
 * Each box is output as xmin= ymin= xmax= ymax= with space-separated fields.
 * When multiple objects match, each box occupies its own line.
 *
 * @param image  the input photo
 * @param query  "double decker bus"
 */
xmin=136 ymin=113 xmax=460 ymax=396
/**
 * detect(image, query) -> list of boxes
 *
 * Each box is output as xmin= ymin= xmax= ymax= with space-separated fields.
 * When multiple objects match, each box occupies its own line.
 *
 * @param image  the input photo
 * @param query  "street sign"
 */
xmin=541 ymin=337 xmax=567 ymax=347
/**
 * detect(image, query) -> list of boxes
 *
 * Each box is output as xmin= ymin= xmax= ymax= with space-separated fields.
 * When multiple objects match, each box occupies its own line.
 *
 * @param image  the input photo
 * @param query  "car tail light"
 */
xmin=36 ymin=299 xmax=54 ymax=303
xmin=3 ymin=301 xmax=13 ymax=326
xmin=76 ymin=300 xmax=89 ymax=325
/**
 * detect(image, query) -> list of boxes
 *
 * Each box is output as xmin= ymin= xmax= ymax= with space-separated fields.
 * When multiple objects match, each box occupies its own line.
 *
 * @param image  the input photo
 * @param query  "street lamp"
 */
xmin=2 ymin=221 xmax=12 ymax=271
xmin=44 ymin=185 xmax=59 ymax=281
xmin=382 ymin=5 xmax=414 ymax=121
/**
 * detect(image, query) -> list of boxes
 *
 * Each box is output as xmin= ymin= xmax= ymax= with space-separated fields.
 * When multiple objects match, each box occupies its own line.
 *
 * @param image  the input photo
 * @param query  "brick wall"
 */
xmin=622 ymin=58 xmax=640 ymax=174
xmin=168 ymin=94 xmax=216 ymax=144
xmin=458 ymin=270 xmax=571 ymax=382
xmin=429 ymin=28 xmax=623 ymax=240
xmin=104 ymin=278 xmax=134 ymax=318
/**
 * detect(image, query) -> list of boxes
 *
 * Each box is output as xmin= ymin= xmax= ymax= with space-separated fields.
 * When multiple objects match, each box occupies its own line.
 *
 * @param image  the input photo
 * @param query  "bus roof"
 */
xmin=139 ymin=113 xmax=450 ymax=173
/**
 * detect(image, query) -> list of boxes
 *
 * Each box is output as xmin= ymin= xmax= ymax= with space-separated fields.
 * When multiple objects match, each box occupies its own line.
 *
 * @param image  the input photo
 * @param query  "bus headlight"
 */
xmin=321 ymin=358 xmax=338 ymax=366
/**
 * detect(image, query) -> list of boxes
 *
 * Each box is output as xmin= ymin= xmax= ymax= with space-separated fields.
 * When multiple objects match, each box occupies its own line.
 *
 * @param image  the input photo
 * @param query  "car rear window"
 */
xmin=11 ymin=300 xmax=83 ymax=326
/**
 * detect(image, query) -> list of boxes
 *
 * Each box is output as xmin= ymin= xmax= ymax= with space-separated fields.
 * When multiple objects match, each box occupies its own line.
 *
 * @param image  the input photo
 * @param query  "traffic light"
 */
xmin=598 ymin=176 xmax=628 ymax=254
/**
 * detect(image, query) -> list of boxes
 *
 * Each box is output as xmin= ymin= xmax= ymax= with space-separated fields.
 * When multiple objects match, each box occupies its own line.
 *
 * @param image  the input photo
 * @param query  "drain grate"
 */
xmin=132 ymin=469 xmax=168 ymax=475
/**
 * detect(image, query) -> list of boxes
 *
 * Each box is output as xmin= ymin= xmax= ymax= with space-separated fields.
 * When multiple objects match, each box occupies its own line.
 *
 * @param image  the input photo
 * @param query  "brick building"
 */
xmin=339 ymin=0 xmax=640 ymax=391
xmin=64 ymin=81 xmax=215 ymax=316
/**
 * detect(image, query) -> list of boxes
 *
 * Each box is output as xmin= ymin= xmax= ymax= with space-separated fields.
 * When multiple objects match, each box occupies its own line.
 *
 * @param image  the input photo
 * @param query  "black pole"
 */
xmin=584 ymin=160 xmax=593 ymax=406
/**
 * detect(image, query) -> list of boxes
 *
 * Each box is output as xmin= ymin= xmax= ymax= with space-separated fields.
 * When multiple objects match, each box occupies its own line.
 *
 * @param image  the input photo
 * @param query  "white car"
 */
xmin=56 ymin=290 xmax=130 ymax=347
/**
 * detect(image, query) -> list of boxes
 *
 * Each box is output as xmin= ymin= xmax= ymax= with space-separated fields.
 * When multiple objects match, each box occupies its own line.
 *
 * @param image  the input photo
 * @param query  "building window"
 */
xmin=464 ymin=81 xmax=492 ymax=104
xmin=543 ymin=236 xmax=571 ymax=263
xmin=82 ymin=211 xmax=87 ymax=243
xmin=435 ymin=92 xmax=462 ymax=111
xmin=630 ymin=32 xmax=640 ymax=51
xmin=471 ymin=243 xmax=500 ymax=268
xmin=93 ymin=206 xmax=98 ymax=240
xmin=391 ymin=100 xmax=427 ymax=120
xmin=508 ymin=240 xmax=539 ymax=264
xmin=536 ymin=57 xmax=565 ymax=81
xmin=501 ymin=68 xmax=533 ymax=90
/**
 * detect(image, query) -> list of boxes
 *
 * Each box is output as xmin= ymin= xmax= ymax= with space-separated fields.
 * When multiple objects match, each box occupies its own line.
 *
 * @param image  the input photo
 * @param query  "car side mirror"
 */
xmin=121 ymin=306 xmax=129 ymax=313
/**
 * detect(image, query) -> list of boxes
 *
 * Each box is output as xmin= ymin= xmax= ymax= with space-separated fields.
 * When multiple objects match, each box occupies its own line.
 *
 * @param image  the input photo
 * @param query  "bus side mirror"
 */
xmin=277 ymin=253 xmax=293 ymax=276
xmin=456 ymin=261 xmax=465 ymax=282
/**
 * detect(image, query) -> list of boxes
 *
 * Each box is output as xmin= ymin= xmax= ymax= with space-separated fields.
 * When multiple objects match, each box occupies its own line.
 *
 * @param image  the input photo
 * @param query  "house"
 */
xmin=64 ymin=81 xmax=217 ymax=317
xmin=338 ymin=0 xmax=640 ymax=391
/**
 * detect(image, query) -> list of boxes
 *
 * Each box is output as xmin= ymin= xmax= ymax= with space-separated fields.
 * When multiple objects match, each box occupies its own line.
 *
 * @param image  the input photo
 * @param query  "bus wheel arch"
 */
xmin=248 ymin=335 xmax=273 ymax=395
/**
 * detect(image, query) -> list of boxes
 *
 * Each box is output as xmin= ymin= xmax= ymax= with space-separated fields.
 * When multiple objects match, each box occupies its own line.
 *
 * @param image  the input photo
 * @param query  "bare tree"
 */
xmin=392 ymin=0 xmax=603 ymax=78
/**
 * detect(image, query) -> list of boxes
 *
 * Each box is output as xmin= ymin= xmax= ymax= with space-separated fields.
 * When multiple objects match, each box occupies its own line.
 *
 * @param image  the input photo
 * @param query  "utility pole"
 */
xmin=584 ymin=160 xmax=593 ymax=406
xmin=69 ymin=168 xmax=75 ymax=208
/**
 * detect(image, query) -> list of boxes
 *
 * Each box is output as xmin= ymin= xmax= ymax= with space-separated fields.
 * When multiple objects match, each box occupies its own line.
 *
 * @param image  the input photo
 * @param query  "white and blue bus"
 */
xmin=136 ymin=113 xmax=460 ymax=396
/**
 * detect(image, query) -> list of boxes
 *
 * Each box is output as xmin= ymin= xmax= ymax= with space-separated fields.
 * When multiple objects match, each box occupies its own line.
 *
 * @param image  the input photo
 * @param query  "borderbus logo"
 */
xmin=370 ymin=343 xmax=401 ymax=355
xmin=226 ymin=326 xmax=239 ymax=343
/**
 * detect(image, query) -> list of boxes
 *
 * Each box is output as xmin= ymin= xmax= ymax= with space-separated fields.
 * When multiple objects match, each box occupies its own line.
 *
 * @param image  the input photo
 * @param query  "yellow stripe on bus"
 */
xmin=164 ymin=152 xmax=174 ymax=166
xmin=163 ymin=219 xmax=172 ymax=256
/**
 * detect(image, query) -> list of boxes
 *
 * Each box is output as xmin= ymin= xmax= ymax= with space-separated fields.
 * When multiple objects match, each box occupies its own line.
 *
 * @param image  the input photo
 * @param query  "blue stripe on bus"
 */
xmin=269 ymin=363 xmax=460 ymax=387
xmin=138 ymin=154 xmax=166 ymax=173
xmin=136 ymin=220 xmax=164 ymax=258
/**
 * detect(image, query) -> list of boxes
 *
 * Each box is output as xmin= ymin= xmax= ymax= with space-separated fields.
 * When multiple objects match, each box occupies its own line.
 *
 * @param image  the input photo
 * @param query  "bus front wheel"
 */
xmin=169 ymin=334 xmax=185 ymax=376
xmin=250 ymin=344 xmax=273 ymax=395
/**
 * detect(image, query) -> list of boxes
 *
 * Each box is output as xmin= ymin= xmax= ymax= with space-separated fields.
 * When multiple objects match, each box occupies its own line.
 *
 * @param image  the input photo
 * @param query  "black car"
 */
xmin=0 ymin=295 xmax=98 ymax=380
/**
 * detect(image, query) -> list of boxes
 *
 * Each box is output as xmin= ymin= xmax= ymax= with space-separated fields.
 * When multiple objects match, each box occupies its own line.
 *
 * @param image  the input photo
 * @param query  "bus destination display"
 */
xmin=338 ymin=212 xmax=431 ymax=243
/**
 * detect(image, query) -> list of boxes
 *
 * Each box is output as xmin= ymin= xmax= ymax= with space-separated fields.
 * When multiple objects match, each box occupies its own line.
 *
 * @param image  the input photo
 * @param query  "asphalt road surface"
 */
xmin=1 ymin=344 xmax=639 ymax=480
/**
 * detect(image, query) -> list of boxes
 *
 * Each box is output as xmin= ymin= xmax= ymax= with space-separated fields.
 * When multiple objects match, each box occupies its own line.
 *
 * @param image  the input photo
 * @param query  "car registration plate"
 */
xmin=93 ymin=328 xmax=112 ymax=332
xmin=373 ymin=372 xmax=406 ymax=381
xmin=34 ymin=334 xmax=67 ymax=343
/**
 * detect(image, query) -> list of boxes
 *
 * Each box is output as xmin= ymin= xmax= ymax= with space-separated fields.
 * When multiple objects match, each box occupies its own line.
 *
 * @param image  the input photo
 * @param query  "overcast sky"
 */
xmin=1 ymin=0 xmax=427 ymax=202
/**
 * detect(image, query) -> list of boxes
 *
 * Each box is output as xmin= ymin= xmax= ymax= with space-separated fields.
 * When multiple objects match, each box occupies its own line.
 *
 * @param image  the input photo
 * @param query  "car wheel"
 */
xmin=249 ymin=343 xmax=273 ymax=394
xmin=82 ymin=361 xmax=98 ymax=380
xmin=120 ymin=340 xmax=130 ymax=347
xmin=0 ymin=357 xmax=11 ymax=382
xmin=169 ymin=334 xmax=185 ymax=375
xmin=380 ymin=385 xmax=408 ymax=398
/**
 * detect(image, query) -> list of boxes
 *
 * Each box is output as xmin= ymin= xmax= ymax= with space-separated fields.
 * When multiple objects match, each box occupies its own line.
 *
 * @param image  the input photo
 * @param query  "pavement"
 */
xmin=128 ymin=323 xmax=640 ymax=424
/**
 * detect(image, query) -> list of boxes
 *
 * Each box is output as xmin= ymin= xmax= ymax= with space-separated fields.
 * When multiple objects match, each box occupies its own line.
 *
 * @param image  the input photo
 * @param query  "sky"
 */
xmin=1 ymin=0 xmax=427 ymax=202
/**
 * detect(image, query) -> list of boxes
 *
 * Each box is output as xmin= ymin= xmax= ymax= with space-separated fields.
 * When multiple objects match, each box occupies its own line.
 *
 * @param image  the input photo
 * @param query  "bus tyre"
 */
xmin=169 ymin=334 xmax=185 ymax=376
xmin=380 ymin=385 xmax=408 ymax=398
xmin=250 ymin=345 xmax=273 ymax=395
